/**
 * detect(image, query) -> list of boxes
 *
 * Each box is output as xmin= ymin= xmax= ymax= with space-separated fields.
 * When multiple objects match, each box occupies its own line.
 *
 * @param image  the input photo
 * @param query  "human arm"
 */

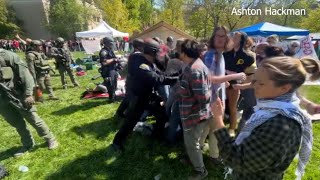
xmin=26 ymin=53 xmax=37 ymax=84
xmin=209 ymin=73 xmax=246 ymax=84
xmin=298 ymin=94 xmax=320 ymax=115
xmin=189 ymin=70 xmax=211 ymax=104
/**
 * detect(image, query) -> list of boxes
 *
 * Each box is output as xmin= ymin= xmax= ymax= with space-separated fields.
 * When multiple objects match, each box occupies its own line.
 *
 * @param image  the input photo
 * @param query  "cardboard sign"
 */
xmin=295 ymin=35 xmax=319 ymax=60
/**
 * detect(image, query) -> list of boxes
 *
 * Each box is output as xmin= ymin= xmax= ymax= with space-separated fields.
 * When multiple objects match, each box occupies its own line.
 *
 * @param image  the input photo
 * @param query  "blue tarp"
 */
xmin=235 ymin=22 xmax=309 ymax=36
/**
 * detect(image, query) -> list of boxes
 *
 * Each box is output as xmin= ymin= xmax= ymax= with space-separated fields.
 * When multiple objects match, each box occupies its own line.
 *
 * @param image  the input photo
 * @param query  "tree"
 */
xmin=48 ymin=0 xmax=90 ymax=39
xmin=99 ymin=0 xmax=131 ymax=33
xmin=300 ymin=7 xmax=320 ymax=33
xmin=0 ymin=0 xmax=21 ymax=38
xmin=159 ymin=0 xmax=185 ymax=30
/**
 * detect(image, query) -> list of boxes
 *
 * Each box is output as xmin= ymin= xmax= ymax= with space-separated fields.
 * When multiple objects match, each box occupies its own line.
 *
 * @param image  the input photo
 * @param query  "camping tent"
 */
xmin=236 ymin=22 xmax=309 ymax=36
xmin=76 ymin=21 xmax=129 ymax=38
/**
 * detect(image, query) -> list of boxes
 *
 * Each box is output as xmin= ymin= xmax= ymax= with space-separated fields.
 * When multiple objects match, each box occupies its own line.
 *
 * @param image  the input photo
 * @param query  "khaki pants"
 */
xmin=184 ymin=120 xmax=208 ymax=172
xmin=200 ymin=117 xmax=219 ymax=158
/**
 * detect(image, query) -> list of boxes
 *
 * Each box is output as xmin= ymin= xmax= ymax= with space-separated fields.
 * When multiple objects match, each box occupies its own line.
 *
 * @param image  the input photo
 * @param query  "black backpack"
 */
xmin=0 ymin=164 xmax=8 ymax=179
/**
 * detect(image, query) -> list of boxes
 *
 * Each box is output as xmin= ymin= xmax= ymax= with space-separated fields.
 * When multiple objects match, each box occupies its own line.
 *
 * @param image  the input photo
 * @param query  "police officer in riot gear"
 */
xmin=51 ymin=37 xmax=79 ymax=89
xmin=0 ymin=48 xmax=58 ymax=157
xmin=26 ymin=40 xmax=58 ymax=101
xmin=115 ymin=38 xmax=144 ymax=118
xmin=112 ymin=38 xmax=179 ymax=152
xmin=99 ymin=36 xmax=118 ymax=102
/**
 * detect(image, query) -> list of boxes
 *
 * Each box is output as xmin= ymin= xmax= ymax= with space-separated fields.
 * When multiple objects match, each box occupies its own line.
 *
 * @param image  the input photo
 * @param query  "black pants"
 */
xmin=113 ymin=95 xmax=168 ymax=146
xmin=103 ymin=70 xmax=118 ymax=100
xmin=113 ymin=96 xmax=148 ymax=146
xmin=116 ymin=89 xmax=132 ymax=117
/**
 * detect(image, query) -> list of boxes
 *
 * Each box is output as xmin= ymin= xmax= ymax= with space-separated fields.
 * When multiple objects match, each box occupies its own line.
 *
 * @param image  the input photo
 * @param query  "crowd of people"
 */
xmin=111 ymin=27 xmax=320 ymax=180
xmin=1 ymin=26 xmax=320 ymax=180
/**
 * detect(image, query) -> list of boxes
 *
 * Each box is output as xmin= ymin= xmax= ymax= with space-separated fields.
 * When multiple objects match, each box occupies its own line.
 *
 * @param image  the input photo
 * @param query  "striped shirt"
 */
xmin=179 ymin=58 xmax=211 ymax=130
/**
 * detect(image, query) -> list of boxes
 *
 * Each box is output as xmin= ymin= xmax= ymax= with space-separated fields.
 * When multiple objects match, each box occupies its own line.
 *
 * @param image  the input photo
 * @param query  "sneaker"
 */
xmin=47 ymin=139 xmax=59 ymax=150
xmin=188 ymin=169 xmax=208 ymax=180
xmin=14 ymin=147 xmax=31 ymax=157
xmin=63 ymin=85 xmax=68 ymax=90
xmin=228 ymin=129 xmax=236 ymax=137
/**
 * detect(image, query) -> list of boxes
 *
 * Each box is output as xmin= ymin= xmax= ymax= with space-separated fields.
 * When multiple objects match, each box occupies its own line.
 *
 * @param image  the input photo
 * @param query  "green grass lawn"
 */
xmin=0 ymin=52 xmax=319 ymax=179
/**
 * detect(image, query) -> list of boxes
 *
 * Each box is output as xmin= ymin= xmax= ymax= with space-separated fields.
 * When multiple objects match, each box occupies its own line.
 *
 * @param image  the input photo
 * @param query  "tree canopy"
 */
xmin=0 ymin=0 xmax=21 ymax=39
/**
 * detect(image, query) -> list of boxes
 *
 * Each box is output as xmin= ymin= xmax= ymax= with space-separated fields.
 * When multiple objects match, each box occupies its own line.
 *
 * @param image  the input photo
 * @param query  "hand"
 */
xmin=233 ymin=72 xmax=246 ymax=81
xmin=15 ymin=34 xmax=20 ymax=39
xmin=232 ymin=84 xmax=242 ymax=90
xmin=212 ymin=98 xmax=224 ymax=117
xmin=211 ymin=98 xmax=225 ymax=129
xmin=24 ymin=96 xmax=35 ymax=108
xmin=225 ymin=81 xmax=230 ymax=88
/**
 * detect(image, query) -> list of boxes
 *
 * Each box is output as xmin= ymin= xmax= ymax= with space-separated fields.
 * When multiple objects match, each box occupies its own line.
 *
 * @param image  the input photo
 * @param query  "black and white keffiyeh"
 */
xmin=235 ymin=92 xmax=312 ymax=180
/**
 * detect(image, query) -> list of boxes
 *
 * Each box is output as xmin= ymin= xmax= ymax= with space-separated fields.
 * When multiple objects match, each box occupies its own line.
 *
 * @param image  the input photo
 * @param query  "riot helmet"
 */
xmin=102 ymin=36 xmax=115 ymax=49
xmin=132 ymin=38 xmax=144 ymax=52
xmin=167 ymin=36 xmax=174 ymax=43
xmin=55 ymin=37 xmax=65 ymax=47
xmin=143 ymin=38 xmax=160 ymax=56
xmin=30 ymin=40 xmax=43 ymax=51
xmin=31 ymin=40 xmax=42 ymax=47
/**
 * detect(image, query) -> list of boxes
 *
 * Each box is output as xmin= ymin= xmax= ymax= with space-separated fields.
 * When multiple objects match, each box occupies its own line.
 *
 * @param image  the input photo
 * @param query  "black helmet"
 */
xmin=167 ymin=36 xmax=174 ymax=43
xmin=30 ymin=40 xmax=42 ymax=47
xmin=102 ymin=36 xmax=114 ymax=48
xmin=56 ymin=37 xmax=65 ymax=44
xmin=132 ymin=38 xmax=144 ymax=50
xmin=143 ymin=38 xmax=160 ymax=56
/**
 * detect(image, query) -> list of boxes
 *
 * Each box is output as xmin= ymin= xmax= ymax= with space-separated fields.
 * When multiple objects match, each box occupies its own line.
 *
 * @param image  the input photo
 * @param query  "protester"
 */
xmin=285 ymin=41 xmax=300 ymax=57
xmin=212 ymin=56 xmax=318 ymax=180
xmin=178 ymin=39 xmax=211 ymax=179
xmin=201 ymin=26 xmax=246 ymax=164
xmin=266 ymin=34 xmax=279 ymax=46
xmin=223 ymin=31 xmax=255 ymax=136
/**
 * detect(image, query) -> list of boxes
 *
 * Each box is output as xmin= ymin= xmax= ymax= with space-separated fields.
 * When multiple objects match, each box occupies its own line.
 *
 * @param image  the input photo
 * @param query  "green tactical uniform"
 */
xmin=0 ymin=48 xmax=57 ymax=156
xmin=51 ymin=38 xmax=79 ymax=89
xmin=26 ymin=51 xmax=56 ymax=99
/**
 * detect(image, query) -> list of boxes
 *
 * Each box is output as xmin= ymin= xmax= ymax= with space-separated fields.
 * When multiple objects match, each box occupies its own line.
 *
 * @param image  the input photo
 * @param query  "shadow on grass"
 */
xmin=72 ymin=117 xmax=121 ymax=139
xmin=0 ymin=147 xmax=20 ymax=161
xmin=46 ymin=133 xmax=225 ymax=180
xmin=51 ymin=100 xmax=107 ymax=116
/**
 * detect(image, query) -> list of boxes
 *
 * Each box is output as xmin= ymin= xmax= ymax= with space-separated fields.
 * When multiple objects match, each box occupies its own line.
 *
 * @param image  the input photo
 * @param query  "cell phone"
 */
xmin=216 ymin=87 xmax=223 ymax=99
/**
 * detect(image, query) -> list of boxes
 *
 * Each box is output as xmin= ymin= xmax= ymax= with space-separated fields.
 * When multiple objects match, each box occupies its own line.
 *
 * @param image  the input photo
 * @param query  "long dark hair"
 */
xmin=208 ymin=26 xmax=231 ymax=51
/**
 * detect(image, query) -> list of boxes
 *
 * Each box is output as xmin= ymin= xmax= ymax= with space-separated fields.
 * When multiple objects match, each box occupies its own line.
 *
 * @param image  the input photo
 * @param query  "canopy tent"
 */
xmin=235 ymin=22 xmax=309 ymax=36
xmin=286 ymin=33 xmax=320 ymax=40
xmin=76 ymin=21 xmax=129 ymax=38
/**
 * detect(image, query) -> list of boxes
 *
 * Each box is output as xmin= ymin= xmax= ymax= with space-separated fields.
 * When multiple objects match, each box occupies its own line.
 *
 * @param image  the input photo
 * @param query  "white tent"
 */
xmin=76 ymin=21 xmax=129 ymax=38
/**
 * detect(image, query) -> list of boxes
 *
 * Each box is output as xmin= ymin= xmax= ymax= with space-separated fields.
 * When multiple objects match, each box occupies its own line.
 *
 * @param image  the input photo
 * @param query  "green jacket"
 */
xmin=0 ymin=48 xmax=35 ymax=98
xmin=26 ymin=51 xmax=50 ymax=81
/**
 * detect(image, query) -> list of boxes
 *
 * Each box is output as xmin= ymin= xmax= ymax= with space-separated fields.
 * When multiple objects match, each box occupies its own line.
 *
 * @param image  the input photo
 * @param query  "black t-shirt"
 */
xmin=223 ymin=49 xmax=255 ymax=73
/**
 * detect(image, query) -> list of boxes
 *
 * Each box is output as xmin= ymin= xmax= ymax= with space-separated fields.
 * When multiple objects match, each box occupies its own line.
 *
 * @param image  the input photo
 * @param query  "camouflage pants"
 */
xmin=0 ymin=100 xmax=55 ymax=148
xmin=58 ymin=66 xmax=79 ymax=88
xmin=37 ymin=73 xmax=54 ymax=97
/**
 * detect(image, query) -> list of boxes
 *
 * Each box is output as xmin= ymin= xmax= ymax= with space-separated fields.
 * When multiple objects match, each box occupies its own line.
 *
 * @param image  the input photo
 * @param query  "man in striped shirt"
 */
xmin=178 ymin=39 xmax=211 ymax=179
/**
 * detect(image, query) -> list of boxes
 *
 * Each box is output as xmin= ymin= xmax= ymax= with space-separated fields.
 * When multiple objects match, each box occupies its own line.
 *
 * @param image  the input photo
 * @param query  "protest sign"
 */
xmin=295 ymin=35 xmax=319 ymax=60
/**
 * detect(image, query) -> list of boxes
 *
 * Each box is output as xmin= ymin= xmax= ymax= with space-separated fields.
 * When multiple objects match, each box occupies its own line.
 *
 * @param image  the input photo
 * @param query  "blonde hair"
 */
xmin=260 ymin=56 xmax=320 ymax=90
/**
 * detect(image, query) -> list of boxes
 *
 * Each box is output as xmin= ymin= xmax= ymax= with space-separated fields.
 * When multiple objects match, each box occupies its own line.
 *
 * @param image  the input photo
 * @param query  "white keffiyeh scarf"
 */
xmin=233 ymin=92 xmax=312 ymax=180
